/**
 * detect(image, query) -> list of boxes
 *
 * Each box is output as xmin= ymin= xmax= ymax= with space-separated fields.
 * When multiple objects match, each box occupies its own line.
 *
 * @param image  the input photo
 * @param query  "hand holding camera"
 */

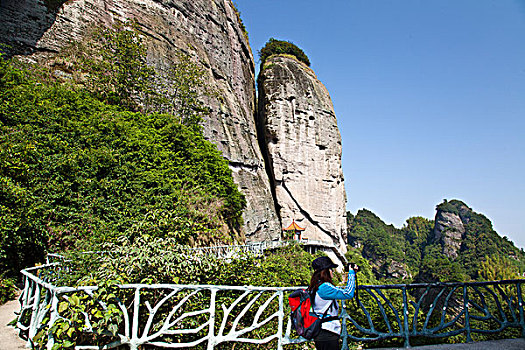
xmin=349 ymin=263 xmax=359 ymax=272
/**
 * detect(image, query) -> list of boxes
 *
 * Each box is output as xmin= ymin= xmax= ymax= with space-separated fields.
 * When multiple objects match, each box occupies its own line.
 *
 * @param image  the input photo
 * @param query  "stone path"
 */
xmin=371 ymin=338 xmax=525 ymax=350
xmin=0 ymin=299 xmax=26 ymax=350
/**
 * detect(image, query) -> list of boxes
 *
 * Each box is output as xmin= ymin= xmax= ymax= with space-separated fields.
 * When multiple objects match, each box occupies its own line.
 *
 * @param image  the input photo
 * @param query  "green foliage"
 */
xmin=153 ymin=51 xmax=212 ymax=130
xmin=250 ymin=243 xmax=317 ymax=287
xmin=0 ymin=275 xmax=16 ymax=304
xmin=61 ymin=21 xmax=155 ymax=112
xmin=417 ymin=245 xmax=468 ymax=283
xmin=57 ymin=239 xmax=315 ymax=288
xmin=0 ymin=48 xmax=244 ymax=276
xmin=33 ymin=280 xmax=123 ymax=350
xmin=258 ymin=38 xmax=310 ymax=67
xmin=479 ymin=255 xmax=522 ymax=281
xmin=347 ymin=209 xmax=409 ymax=280
xmin=401 ymin=216 xmax=434 ymax=276
xmin=437 ymin=199 xmax=525 ymax=279
xmin=348 ymin=200 xmax=525 ymax=285
xmin=50 ymin=22 xmax=211 ymax=131
xmin=435 ymin=199 xmax=459 ymax=215
xmin=40 ymin=242 xmax=320 ymax=347
xmin=33 ymin=243 xmax=321 ymax=349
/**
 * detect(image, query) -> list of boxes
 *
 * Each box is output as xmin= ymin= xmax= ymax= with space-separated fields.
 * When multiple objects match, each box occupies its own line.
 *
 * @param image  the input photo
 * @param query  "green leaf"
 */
xmin=62 ymin=340 xmax=75 ymax=348
xmin=33 ymin=328 xmax=46 ymax=343
xmin=108 ymin=323 xmax=118 ymax=335
xmin=69 ymin=295 xmax=80 ymax=307
xmin=58 ymin=301 xmax=68 ymax=313
xmin=67 ymin=327 xmax=75 ymax=338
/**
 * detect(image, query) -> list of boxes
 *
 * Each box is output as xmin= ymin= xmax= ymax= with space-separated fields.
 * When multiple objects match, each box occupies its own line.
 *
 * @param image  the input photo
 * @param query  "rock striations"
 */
xmin=0 ymin=0 xmax=281 ymax=241
xmin=257 ymin=56 xmax=348 ymax=253
xmin=0 ymin=1 xmax=348 ymax=248
xmin=432 ymin=200 xmax=473 ymax=260
xmin=433 ymin=210 xmax=465 ymax=259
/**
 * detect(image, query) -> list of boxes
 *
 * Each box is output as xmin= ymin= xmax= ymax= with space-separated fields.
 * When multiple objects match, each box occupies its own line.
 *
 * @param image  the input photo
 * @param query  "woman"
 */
xmin=309 ymin=256 xmax=358 ymax=350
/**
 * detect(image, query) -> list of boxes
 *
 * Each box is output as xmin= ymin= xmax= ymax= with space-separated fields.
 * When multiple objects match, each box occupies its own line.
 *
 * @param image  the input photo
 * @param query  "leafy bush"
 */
xmin=435 ymin=199 xmax=459 ymax=215
xmin=34 ymin=242 xmax=324 ymax=348
xmin=90 ymin=22 xmax=155 ymax=112
xmin=258 ymin=38 xmax=310 ymax=67
xmin=47 ymin=21 xmax=212 ymax=131
xmin=0 ymin=275 xmax=16 ymax=304
xmin=56 ymin=239 xmax=317 ymax=288
xmin=0 ymin=35 xmax=245 ymax=276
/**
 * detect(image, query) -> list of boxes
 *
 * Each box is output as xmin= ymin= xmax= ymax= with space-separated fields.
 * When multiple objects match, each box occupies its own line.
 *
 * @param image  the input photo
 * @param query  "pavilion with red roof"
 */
xmin=282 ymin=219 xmax=306 ymax=241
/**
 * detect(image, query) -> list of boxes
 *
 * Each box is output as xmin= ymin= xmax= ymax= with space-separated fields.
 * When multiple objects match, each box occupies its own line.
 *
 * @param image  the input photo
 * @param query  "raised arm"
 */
xmin=317 ymin=269 xmax=356 ymax=300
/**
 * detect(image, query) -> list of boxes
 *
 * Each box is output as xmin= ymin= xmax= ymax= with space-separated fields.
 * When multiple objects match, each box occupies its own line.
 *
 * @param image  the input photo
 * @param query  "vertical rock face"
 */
xmin=433 ymin=208 xmax=467 ymax=259
xmin=0 ymin=0 xmax=281 ymax=241
xmin=257 ymin=56 xmax=348 ymax=253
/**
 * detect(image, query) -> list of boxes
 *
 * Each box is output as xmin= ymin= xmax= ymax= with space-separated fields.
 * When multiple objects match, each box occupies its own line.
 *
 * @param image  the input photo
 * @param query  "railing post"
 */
xmin=207 ymin=288 xmax=217 ymax=350
xmin=463 ymin=284 xmax=472 ymax=342
xmin=46 ymin=291 xmax=59 ymax=350
xmin=130 ymin=287 xmax=141 ymax=350
xmin=517 ymin=282 xmax=525 ymax=339
xmin=20 ymin=277 xmax=33 ymax=347
xmin=21 ymin=276 xmax=30 ymax=306
xmin=28 ymin=283 xmax=42 ymax=341
xmin=402 ymin=286 xmax=410 ymax=348
xmin=340 ymin=299 xmax=349 ymax=350
xmin=277 ymin=290 xmax=284 ymax=350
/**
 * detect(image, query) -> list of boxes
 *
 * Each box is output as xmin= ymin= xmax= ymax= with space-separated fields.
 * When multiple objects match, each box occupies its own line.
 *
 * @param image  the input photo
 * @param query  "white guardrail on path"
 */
xmin=18 ymin=262 xmax=308 ymax=350
xmin=19 ymin=241 xmax=347 ymax=350
xmin=185 ymin=240 xmax=348 ymax=266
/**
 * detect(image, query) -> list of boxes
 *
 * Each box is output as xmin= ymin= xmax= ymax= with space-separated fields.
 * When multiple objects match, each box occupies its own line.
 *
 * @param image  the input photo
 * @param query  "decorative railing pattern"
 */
xmin=184 ymin=241 xmax=281 ymax=259
xmin=17 ymin=263 xmax=525 ymax=349
xmin=341 ymin=280 xmax=525 ymax=348
xmin=184 ymin=240 xmax=348 ymax=266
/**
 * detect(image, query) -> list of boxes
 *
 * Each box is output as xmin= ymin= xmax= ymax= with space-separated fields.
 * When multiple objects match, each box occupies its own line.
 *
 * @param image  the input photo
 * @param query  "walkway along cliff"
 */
xmin=0 ymin=0 xmax=347 ymax=251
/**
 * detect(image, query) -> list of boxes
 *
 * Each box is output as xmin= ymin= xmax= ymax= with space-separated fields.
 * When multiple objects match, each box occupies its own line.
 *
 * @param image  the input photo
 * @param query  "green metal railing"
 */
xmin=340 ymin=280 xmax=525 ymax=348
xmin=17 ymin=262 xmax=525 ymax=349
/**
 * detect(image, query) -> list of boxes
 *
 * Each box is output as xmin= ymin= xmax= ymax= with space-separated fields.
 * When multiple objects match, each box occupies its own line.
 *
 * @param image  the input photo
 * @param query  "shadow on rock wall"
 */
xmin=0 ymin=0 xmax=67 ymax=57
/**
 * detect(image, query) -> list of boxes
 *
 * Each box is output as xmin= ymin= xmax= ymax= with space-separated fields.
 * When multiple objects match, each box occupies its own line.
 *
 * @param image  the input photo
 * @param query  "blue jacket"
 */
xmin=311 ymin=270 xmax=356 ymax=335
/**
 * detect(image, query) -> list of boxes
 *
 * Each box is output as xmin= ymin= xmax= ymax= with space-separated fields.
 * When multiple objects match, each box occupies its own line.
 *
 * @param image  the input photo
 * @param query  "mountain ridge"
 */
xmin=347 ymin=199 xmax=525 ymax=283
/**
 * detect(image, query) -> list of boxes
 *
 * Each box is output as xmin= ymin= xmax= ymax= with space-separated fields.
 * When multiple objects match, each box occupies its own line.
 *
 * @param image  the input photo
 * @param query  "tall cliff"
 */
xmin=0 ymin=0 xmax=280 ymax=241
xmin=257 ymin=56 xmax=348 ymax=253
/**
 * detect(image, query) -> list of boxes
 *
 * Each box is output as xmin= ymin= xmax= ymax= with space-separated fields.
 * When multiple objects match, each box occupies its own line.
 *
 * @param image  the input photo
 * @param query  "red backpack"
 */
xmin=288 ymin=289 xmax=338 ymax=340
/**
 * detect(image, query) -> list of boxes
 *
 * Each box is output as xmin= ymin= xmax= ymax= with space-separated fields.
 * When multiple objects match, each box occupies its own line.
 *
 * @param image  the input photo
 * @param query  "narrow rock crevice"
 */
xmin=255 ymin=89 xmax=282 ymax=229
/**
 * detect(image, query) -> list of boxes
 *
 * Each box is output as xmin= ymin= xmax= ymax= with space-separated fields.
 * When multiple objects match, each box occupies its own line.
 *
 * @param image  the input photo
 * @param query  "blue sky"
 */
xmin=235 ymin=0 xmax=525 ymax=249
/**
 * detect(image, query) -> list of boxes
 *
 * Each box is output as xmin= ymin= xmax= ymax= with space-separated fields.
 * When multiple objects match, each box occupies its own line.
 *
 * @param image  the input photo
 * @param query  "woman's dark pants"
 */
xmin=314 ymin=329 xmax=340 ymax=350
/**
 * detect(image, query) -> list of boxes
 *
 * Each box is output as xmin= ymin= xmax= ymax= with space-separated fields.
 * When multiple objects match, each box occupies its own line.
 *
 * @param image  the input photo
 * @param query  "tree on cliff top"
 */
xmin=258 ymin=38 xmax=310 ymax=66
